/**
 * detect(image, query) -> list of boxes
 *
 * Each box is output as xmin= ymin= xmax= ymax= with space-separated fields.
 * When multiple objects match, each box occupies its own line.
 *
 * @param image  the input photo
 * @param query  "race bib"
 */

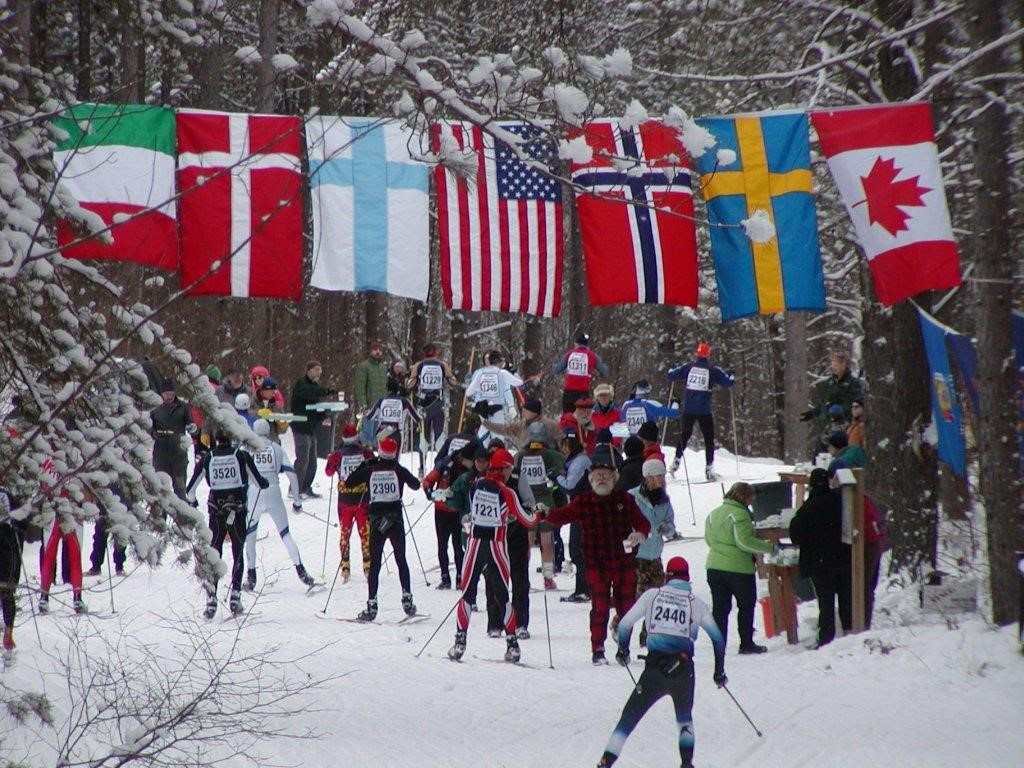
xmin=520 ymin=455 xmax=547 ymax=483
xmin=419 ymin=364 xmax=443 ymax=392
xmin=625 ymin=405 xmax=647 ymax=433
xmin=379 ymin=398 xmax=404 ymax=424
xmin=209 ymin=454 xmax=242 ymax=490
xmin=478 ymin=372 xmax=500 ymax=399
xmin=448 ymin=437 xmax=469 ymax=455
xmin=369 ymin=470 xmax=400 ymax=503
xmin=339 ymin=454 xmax=364 ymax=482
xmin=647 ymin=590 xmax=693 ymax=639
xmin=470 ymin=488 xmax=502 ymax=528
xmin=566 ymin=351 xmax=590 ymax=377
xmin=686 ymin=367 xmax=710 ymax=392
xmin=253 ymin=446 xmax=277 ymax=479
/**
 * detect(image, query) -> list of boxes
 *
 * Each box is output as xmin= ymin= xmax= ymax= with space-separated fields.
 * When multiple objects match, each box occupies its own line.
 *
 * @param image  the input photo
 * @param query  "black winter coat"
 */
xmin=615 ymin=456 xmax=644 ymax=492
xmin=290 ymin=376 xmax=332 ymax=435
xmin=788 ymin=488 xmax=850 ymax=578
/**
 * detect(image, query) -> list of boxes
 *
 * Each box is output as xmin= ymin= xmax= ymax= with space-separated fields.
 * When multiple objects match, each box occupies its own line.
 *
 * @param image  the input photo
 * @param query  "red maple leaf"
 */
xmin=853 ymin=156 xmax=931 ymax=236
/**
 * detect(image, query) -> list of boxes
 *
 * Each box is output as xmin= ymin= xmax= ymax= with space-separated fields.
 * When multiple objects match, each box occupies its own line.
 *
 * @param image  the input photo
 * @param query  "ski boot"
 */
xmin=436 ymin=576 xmax=451 ymax=590
xmin=203 ymin=593 xmax=217 ymax=620
xmin=614 ymin=645 xmax=630 ymax=667
xmin=487 ymin=628 xmax=502 ymax=638
xmin=229 ymin=590 xmax=244 ymax=616
xmin=296 ymin=564 xmax=315 ymax=587
xmin=72 ymin=593 xmax=87 ymax=615
xmin=357 ymin=599 xmax=378 ymax=622
xmin=592 ymin=650 xmax=609 ymax=666
xmin=705 ymin=464 xmax=720 ymax=481
xmin=597 ymin=752 xmax=616 ymax=767
xmin=448 ymin=630 xmax=467 ymax=660
xmin=3 ymin=626 xmax=14 ymax=652
xmin=85 ymin=566 xmax=102 ymax=577
xmin=516 ymin=627 xmax=530 ymax=640
xmin=401 ymin=592 xmax=417 ymax=617
xmin=505 ymin=634 xmax=521 ymax=663
xmin=670 ymin=457 xmax=681 ymax=475
xmin=738 ymin=643 xmax=768 ymax=655
xmin=244 ymin=569 xmax=257 ymax=592
xmin=37 ymin=595 xmax=49 ymax=614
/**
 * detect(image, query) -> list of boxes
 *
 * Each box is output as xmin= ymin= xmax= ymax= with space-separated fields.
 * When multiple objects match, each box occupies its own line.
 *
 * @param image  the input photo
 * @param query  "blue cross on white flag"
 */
xmin=306 ymin=116 xmax=430 ymax=301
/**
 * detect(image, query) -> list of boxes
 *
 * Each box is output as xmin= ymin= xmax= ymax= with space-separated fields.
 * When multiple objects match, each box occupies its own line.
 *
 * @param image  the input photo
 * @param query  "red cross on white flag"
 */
xmin=177 ymin=110 xmax=304 ymax=299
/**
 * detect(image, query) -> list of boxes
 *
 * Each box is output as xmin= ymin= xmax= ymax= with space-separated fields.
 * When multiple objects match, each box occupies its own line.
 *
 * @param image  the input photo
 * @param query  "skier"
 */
xmin=540 ymin=445 xmax=651 ymax=665
xmin=620 ymin=379 xmax=680 ymax=436
xmin=421 ymin=431 xmax=475 ymax=589
xmin=85 ymin=486 xmax=127 ymax=577
xmin=666 ymin=342 xmax=735 ymax=480
xmin=243 ymin=419 xmax=315 ymax=591
xmin=448 ymin=448 xmax=537 ymax=662
xmin=479 ymin=396 xmax=560 ymax=450
xmin=551 ymin=331 xmax=609 ymax=413
xmin=185 ymin=429 xmax=269 ymax=619
xmin=38 ymin=505 xmax=86 ymax=615
xmin=466 ymin=350 xmax=523 ymax=441
xmin=344 ymin=438 xmax=421 ymax=620
xmin=325 ymin=424 xmax=374 ymax=583
xmin=596 ymin=556 xmax=727 ymax=768
xmin=1 ymin=486 xmax=27 ymax=651
xmin=513 ymin=439 xmax=565 ymax=591
xmin=408 ymin=343 xmax=458 ymax=452
xmin=365 ymin=379 xmax=421 ymax=452
xmin=150 ymin=378 xmax=195 ymax=501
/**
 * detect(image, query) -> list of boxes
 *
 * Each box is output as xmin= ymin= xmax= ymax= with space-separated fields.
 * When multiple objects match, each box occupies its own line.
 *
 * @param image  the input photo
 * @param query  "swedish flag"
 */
xmin=696 ymin=112 xmax=826 ymax=321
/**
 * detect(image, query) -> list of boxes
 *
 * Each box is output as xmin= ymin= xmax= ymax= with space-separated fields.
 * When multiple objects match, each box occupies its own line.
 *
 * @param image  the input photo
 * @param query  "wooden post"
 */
xmin=851 ymin=468 xmax=866 ymax=633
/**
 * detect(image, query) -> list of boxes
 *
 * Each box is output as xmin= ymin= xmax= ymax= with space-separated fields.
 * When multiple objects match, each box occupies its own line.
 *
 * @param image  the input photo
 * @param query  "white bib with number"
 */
xmin=470 ymin=488 xmax=503 ymax=528
xmin=419 ymin=364 xmax=444 ymax=392
xmin=379 ymin=398 xmax=404 ymax=424
xmin=339 ymin=454 xmax=364 ymax=482
xmin=686 ymin=367 xmax=710 ymax=392
xmin=520 ymin=455 xmax=547 ymax=483
xmin=625 ymin=405 xmax=647 ymax=433
xmin=369 ymin=470 xmax=400 ymax=503
xmin=478 ymin=371 xmax=500 ymax=399
xmin=448 ymin=437 xmax=469 ymax=455
xmin=252 ymin=446 xmax=278 ymax=480
xmin=209 ymin=454 xmax=243 ymax=490
xmin=646 ymin=589 xmax=693 ymax=639
xmin=566 ymin=351 xmax=590 ymax=377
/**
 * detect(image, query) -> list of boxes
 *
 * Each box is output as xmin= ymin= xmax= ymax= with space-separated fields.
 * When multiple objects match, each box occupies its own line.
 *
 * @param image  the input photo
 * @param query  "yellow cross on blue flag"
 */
xmin=695 ymin=112 xmax=826 ymax=321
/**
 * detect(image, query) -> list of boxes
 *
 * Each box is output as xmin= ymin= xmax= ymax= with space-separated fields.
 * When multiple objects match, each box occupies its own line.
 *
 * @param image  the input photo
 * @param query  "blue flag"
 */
xmin=1013 ymin=310 xmax=1024 ymax=481
xmin=918 ymin=308 xmax=966 ymax=476
xmin=695 ymin=112 xmax=826 ymax=321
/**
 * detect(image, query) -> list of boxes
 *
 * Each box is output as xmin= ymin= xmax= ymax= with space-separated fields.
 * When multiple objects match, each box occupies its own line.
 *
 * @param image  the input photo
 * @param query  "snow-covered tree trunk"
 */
xmin=783 ymin=311 xmax=808 ymax=464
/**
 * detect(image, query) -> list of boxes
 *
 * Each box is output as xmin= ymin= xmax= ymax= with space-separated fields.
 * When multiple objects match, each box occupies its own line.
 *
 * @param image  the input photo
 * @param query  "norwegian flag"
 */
xmin=433 ymin=123 xmax=563 ymax=317
xmin=177 ymin=110 xmax=304 ymax=299
xmin=570 ymin=120 xmax=698 ymax=307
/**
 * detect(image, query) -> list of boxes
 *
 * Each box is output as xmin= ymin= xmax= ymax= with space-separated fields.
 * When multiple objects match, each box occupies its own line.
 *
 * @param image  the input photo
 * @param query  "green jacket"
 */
xmin=513 ymin=449 xmax=565 ymax=507
xmin=704 ymin=499 xmax=772 ymax=575
xmin=810 ymin=370 xmax=863 ymax=422
xmin=353 ymin=357 xmax=388 ymax=414
xmin=831 ymin=444 xmax=867 ymax=469
xmin=447 ymin=468 xmax=483 ymax=514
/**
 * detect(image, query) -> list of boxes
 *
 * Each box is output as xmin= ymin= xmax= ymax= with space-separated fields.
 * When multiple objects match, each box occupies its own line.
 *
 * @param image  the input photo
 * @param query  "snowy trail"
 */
xmin=4 ymin=443 xmax=1023 ymax=768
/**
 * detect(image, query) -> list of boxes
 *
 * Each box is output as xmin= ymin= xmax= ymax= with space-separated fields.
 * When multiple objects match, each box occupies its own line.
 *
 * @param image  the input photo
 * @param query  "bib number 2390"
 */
xmin=370 ymin=472 xmax=400 ymax=502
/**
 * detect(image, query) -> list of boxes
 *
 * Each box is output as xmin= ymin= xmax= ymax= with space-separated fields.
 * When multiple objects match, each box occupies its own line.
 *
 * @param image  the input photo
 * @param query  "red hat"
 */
xmin=489 ymin=448 xmax=514 ymax=470
xmin=665 ymin=556 xmax=690 ymax=580
xmin=378 ymin=438 xmax=398 ymax=458
xmin=696 ymin=342 xmax=711 ymax=358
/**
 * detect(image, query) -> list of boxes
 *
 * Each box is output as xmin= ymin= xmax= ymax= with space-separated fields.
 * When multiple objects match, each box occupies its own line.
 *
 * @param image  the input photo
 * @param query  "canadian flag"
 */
xmin=177 ymin=110 xmax=304 ymax=299
xmin=810 ymin=103 xmax=960 ymax=305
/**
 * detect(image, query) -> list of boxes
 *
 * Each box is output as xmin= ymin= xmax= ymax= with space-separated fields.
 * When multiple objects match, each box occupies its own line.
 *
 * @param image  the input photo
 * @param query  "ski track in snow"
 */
xmin=4 ymin=440 xmax=1023 ymax=767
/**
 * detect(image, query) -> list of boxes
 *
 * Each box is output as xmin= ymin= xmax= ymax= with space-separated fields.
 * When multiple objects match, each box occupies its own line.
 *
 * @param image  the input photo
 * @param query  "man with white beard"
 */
xmin=539 ymin=445 xmax=652 ymax=665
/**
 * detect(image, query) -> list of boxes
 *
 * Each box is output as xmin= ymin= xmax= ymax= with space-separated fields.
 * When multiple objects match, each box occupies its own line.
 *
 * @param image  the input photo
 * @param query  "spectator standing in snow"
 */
xmin=826 ymin=430 xmax=867 ymax=470
xmin=800 ymin=349 xmax=864 ymax=440
xmin=636 ymin=421 xmax=666 ymax=462
xmin=704 ymin=482 xmax=772 ymax=654
xmin=615 ymin=436 xmax=646 ymax=492
xmin=251 ymin=377 xmax=287 ymax=444
xmin=559 ymin=397 xmax=598 ymax=456
xmin=289 ymin=361 xmax=336 ymax=499
xmin=666 ymin=342 xmax=735 ymax=481
xmin=591 ymin=383 xmax=623 ymax=441
xmin=150 ymin=378 xmax=194 ymax=501
xmin=353 ymin=339 xmax=389 ymax=417
xmin=629 ymin=458 xmax=676 ymax=606
xmin=216 ymin=367 xmax=250 ymax=407
xmin=551 ymin=332 xmax=609 ymax=414
xmin=1 ymin=487 xmax=29 ymax=650
xmin=249 ymin=366 xmax=284 ymax=407
xmin=554 ymin=428 xmax=593 ymax=603
xmin=847 ymin=398 xmax=867 ymax=448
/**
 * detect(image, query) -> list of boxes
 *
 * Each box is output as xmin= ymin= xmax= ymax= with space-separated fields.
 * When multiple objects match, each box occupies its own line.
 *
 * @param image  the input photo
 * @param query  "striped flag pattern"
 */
xmin=433 ymin=123 xmax=563 ymax=317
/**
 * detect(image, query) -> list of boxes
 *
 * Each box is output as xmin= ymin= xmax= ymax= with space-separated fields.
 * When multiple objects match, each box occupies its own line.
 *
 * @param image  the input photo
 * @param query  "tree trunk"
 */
xmin=76 ymin=0 xmax=91 ymax=99
xmin=966 ymin=0 xmax=1021 ymax=624
xmin=783 ymin=311 xmax=809 ymax=463
xmin=257 ymin=0 xmax=279 ymax=112
xmin=117 ymin=0 xmax=141 ymax=102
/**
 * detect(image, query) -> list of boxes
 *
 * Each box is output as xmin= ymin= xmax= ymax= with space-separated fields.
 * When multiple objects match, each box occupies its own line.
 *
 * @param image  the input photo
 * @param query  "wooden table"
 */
xmin=755 ymin=526 xmax=800 ymax=645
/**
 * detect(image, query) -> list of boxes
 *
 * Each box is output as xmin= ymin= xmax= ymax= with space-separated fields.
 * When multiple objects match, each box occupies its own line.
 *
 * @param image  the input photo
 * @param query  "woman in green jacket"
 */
xmin=704 ymin=482 xmax=772 ymax=654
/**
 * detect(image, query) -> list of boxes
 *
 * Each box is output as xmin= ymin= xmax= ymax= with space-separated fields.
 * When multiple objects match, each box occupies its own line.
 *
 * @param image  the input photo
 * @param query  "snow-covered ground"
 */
xmin=4 ymin=442 xmax=1023 ymax=767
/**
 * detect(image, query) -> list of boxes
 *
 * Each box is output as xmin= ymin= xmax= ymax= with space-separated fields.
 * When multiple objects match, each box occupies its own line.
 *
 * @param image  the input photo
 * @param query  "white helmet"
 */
xmin=234 ymin=393 xmax=251 ymax=410
xmin=252 ymin=418 xmax=271 ymax=437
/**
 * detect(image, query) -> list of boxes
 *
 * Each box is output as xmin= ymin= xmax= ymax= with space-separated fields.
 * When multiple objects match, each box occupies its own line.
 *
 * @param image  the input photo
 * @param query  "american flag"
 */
xmin=434 ymin=123 xmax=563 ymax=317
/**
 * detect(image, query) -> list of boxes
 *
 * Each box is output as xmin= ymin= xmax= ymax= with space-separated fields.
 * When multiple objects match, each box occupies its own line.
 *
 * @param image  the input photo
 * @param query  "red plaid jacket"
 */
xmin=546 ymin=488 xmax=651 ymax=568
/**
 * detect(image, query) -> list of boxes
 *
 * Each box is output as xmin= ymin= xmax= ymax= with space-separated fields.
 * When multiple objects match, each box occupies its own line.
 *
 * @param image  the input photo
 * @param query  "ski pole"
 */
xmin=320 ymin=563 xmax=343 ymax=615
xmin=382 ymin=502 xmax=432 ymax=568
xmin=321 ymin=477 xmax=335 ymax=579
xmin=415 ymin=597 xmax=460 ymax=658
xmin=660 ymin=381 xmax=676 ymax=445
xmin=624 ymin=661 xmax=639 ymax=688
xmin=105 ymin=543 xmax=117 ymax=615
xmin=404 ymin=504 xmax=431 ymax=587
xmin=680 ymin=449 xmax=697 ymax=526
xmin=729 ymin=389 xmax=741 ymax=477
xmin=722 ymin=684 xmax=763 ymax=738
xmin=542 ymin=588 xmax=554 ymax=669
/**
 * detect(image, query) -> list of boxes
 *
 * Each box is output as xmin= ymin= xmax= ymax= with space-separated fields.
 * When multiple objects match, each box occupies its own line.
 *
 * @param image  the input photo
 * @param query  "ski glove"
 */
xmin=714 ymin=671 xmax=728 ymax=688
xmin=799 ymin=409 xmax=816 ymax=422
xmin=624 ymin=531 xmax=645 ymax=549
xmin=186 ymin=423 xmax=198 ymax=435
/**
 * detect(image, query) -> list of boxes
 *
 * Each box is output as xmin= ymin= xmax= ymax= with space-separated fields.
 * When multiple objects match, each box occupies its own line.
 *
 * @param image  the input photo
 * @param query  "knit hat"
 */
xmin=576 ymin=332 xmax=590 ymax=345
xmin=827 ymin=404 xmax=845 ymax=419
xmin=665 ymin=556 xmax=690 ymax=580
xmin=696 ymin=342 xmax=711 ymax=358
xmin=253 ymin=419 xmax=271 ymax=437
xmin=522 ymin=397 xmax=542 ymax=415
xmin=159 ymin=377 xmax=175 ymax=393
xmin=636 ymin=421 xmax=659 ymax=442
xmin=205 ymin=364 xmax=222 ymax=381
xmin=306 ymin=360 xmax=322 ymax=372
xmin=642 ymin=458 xmax=666 ymax=477
xmin=342 ymin=423 xmax=358 ymax=443
xmin=260 ymin=377 xmax=277 ymax=390
xmin=378 ymin=438 xmax=398 ymax=458
xmin=623 ymin=436 xmax=643 ymax=458
xmin=633 ymin=379 xmax=651 ymax=397
xmin=827 ymin=430 xmax=849 ymax=449
xmin=489 ymin=448 xmax=514 ymax=469
xmin=234 ymin=393 xmax=250 ymax=410
xmin=590 ymin=445 xmax=617 ymax=470
xmin=593 ymin=383 xmax=614 ymax=397
xmin=250 ymin=365 xmax=270 ymax=379
xmin=809 ymin=467 xmax=830 ymax=490
xmin=472 ymin=444 xmax=491 ymax=462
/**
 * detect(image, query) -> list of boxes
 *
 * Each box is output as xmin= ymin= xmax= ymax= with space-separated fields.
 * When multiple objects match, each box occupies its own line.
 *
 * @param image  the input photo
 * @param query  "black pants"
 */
xmin=812 ymin=566 xmax=852 ymax=645
xmin=368 ymin=514 xmax=411 ymax=600
xmin=90 ymin=517 xmax=127 ymax=572
xmin=502 ymin=523 xmax=530 ymax=629
xmin=293 ymin=431 xmax=318 ymax=494
xmin=1 ymin=525 xmax=24 ymax=628
xmin=209 ymin=498 xmax=247 ymax=592
xmin=154 ymin=445 xmax=188 ymax=500
xmin=552 ymin=526 xmax=565 ymax=572
xmin=434 ymin=509 xmax=463 ymax=584
xmin=420 ymin=397 xmax=446 ymax=450
xmin=562 ymin=388 xmax=589 ymax=414
xmin=569 ymin=522 xmax=589 ymax=596
xmin=601 ymin=655 xmax=696 ymax=767
xmin=677 ymin=413 xmax=716 ymax=466
xmin=707 ymin=568 xmax=757 ymax=650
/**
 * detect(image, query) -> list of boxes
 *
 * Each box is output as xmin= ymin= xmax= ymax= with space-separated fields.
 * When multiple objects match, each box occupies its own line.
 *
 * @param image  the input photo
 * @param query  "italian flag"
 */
xmin=53 ymin=104 xmax=178 ymax=269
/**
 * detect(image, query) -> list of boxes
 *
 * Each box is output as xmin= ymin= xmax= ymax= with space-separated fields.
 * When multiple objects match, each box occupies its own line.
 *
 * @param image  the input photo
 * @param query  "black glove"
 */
xmin=799 ymin=409 xmax=815 ymax=422
xmin=725 ymin=368 xmax=736 ymax=378
xmin=424 ymin=487 xmax=434 ymax=501
xmin=546 ymin=468 xmax=560 ymax=481
xmin=713 ymin=671 xmax=728 ymax=688
xmin=472 ymin=401 xmax=491 ymax=417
